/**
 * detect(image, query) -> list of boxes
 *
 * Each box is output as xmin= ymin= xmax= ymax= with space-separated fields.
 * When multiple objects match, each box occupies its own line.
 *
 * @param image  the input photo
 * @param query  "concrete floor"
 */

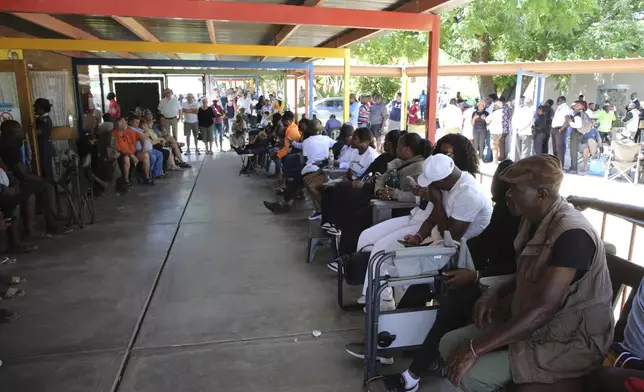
xmin=0 ymin=153 xmax=458 ymax=391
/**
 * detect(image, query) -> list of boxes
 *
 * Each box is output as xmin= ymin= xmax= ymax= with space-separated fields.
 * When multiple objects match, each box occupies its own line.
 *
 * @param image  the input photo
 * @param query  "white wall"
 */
xmin=542 ymin=73 xmax=643 ymax=105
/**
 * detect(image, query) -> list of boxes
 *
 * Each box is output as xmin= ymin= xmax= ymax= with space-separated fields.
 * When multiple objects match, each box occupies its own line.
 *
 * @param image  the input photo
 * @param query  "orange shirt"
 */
xmin=277 ymin=122 xmax=302 ymax=159
xmin=112 ymin=128 xmax=139 ymax=155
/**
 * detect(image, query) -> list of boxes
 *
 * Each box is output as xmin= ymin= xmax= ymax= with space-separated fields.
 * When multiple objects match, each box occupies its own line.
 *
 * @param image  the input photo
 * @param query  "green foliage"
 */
xmin=352 ymin=77 xmax=400 ymax=102
xmin=314 ymin=76 xmax=344 ymax=99
xmin=352 ymin=31 xmax=428 ymax=65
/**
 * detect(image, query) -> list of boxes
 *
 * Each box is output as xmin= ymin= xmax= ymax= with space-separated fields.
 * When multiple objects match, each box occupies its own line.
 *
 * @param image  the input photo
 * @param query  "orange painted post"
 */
xmin=426 ymin=14 xmax=440 ymax=142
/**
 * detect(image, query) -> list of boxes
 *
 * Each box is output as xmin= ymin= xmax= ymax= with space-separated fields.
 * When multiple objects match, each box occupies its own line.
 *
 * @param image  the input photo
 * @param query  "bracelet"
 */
xmin=470 ymin=339 xmax=480 ymax=359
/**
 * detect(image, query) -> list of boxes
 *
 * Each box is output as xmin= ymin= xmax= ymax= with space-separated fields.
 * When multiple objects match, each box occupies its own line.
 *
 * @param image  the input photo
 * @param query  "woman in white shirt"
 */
xmin=486 ymin=101 xmax=505 ymax=162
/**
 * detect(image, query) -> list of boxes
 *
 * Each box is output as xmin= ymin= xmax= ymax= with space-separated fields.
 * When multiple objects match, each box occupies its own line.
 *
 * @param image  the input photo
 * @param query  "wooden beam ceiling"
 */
xmin=112 ymin=16 xmax=180 ymax=60
xmin=12 ymin=13 xmax=138 ymax=59
xmin=259 ymin=0 xmax=327 ymax=62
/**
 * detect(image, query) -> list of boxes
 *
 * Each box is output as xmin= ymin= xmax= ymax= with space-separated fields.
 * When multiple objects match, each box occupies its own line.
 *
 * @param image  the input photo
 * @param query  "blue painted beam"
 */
xmin=72 ymin=57 xmax=311 ymax=70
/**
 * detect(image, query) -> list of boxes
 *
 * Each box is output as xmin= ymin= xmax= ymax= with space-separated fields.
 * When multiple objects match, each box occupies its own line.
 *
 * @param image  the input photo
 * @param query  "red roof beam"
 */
xmin=0 ymin=0 xmax=434 ymax=32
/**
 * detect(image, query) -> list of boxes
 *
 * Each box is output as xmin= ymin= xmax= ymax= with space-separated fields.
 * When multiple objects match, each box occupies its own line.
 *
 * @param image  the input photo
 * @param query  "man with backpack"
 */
xmin=569 ymin=100 xmax=593 ymax=174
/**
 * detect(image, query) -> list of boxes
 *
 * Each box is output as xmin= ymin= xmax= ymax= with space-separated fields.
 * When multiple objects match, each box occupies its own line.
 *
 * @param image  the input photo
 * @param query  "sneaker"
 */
xmin=326 ymin=227 xmax=342 ymax=236
xmin=263 ymin=201 xmax=290 ymax=214
xmin=196 ymin=150 xmax=201 ymax=155
xmin=357 ymin=295 xmax=366 ymax=305
xmin=345 ymin=342 xmax=394 ymax=365
xmin=366 ymin=375 xmax=419 ymax=392
xmin=327 ymin=261 xmax=339 ymax=273
xmin=308 ymin=211 xmax=322 ymax=221
xmin=321 ymin=222 xmax=333 ymax=230
xmin=179 ymin=162 xmax=192 ymax=169
xmin=428 ymin=356 xmax=446 ymax=377
xmin=185 ymin=150 xmax=191 ymax=155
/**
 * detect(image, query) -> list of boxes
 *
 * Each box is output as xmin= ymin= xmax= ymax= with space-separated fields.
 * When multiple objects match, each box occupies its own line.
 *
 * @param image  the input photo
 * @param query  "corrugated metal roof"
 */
xmin=0 ymin=13 xmax=68 ymax=39
xmin=55 ymin=15 xmax=141 ymax=41
xmin=322 ymin=0 xmax=401 ymax=11
xmin=264 ymin=57 xmax=296 ymax=62
xmin=138 ymin=18 xmax=210 ymax=43
xmin=134 ymin=52 xmax=172 ymax=60
xmin=215 ymin=22 xmax=273 ymax=45
xmin=283 ymin=25 xmax=346 ymax=47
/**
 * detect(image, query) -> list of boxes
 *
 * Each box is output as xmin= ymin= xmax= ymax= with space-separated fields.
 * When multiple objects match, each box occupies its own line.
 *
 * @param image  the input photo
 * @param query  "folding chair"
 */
xmin=605 ymin=140 xmax=643 ymax=184
xmin=363 ymin=244 xmax=459 ymax=383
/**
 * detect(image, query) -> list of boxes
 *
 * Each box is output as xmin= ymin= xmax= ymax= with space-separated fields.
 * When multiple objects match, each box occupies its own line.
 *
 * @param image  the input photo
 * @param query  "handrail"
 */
xmin=567 ymin=196 xmax=644 ymax=225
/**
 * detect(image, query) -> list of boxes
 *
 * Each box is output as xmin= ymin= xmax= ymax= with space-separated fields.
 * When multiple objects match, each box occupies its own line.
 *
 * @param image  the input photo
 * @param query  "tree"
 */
xmin=349 ymin=31 xmax=429 ymax=99
xmin=352 ymin=77 xmax=400 ymax=102
xmin=349 ymin=0 xmax=644 ymax=99
xmin=440 ymin=0 xmax=644 ymax=98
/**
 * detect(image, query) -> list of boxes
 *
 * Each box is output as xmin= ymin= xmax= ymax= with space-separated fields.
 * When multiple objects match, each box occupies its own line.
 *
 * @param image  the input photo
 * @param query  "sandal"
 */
xmin=1 ymin=287 xmax=26 ymax=300
xmin=0 ymin=256 xmax=17 ymax=266
xmin=9 ymin=276 xmax=26 ymax=285
xmin=0 ymin=309 xmax=20 ymax=323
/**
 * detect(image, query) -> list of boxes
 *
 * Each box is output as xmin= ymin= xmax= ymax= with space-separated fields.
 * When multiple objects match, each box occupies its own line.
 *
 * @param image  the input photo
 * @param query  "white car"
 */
xmin=298 ymin=97 xmax=344 ymax=124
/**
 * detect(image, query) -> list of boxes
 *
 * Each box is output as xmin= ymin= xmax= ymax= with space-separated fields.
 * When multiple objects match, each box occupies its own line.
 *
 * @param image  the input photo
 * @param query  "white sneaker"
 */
xmin=321 ymin=222 xmax=333 ymax=230
xmin=327 ymin=261 xmax=339 ymax=273
xmin=357 ymin=295 xmax=366 ymax=305
xmin=326 ymin=227 xmax=342 ymax=236
xmin=308 ymin=211 xmax=322 ymax=221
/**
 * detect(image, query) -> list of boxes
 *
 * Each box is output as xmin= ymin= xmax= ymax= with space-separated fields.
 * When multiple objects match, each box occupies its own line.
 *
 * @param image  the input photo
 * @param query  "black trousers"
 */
xmin=397 ymin=283 xmax=481 ymax=376
xmin=533 ymin=132 xmax=550 ymax=155
xmin=551 ymin=127 xmax=565 ymax=164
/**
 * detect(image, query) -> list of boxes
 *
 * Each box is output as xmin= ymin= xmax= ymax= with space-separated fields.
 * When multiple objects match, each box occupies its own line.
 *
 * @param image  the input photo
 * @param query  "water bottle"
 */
xmin=327 ymin=149 xmax=334 ymax=168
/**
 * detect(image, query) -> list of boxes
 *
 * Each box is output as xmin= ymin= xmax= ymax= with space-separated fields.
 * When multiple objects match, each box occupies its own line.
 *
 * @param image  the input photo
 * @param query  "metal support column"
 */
xmin=98 ymin=65 xmax=106 ymax=115
xmin=202 ymin=74 xmax=206 ymax=97
xmin=294 ymin=76 xmax=298 ymax=119
xmin=343 ymin=49 xmax=350 ymax=123
xmin=283 ymin=71 xmax=288 ymax=112
xmin=510 ymin=68 xmax=524 ymax=162
xmin=402 ymin=69 xmax=409 ymax=130
xmin=308 ymin=64 xmax=314 ymax=118
xmin=426 ymin=14 xmax=440 ymax=142
xmin=254 ymin=77 xmax=259 ymax=96
xmin=305 ymin=70 xmax=310 ymax=118
xmin=72 ymin=62 xmax=84 ymax=133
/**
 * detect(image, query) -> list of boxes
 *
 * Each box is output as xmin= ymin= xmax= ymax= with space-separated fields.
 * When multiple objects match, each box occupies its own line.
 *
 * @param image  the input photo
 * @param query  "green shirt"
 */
xmin=595 ymin=110 xmax=616 ymax=133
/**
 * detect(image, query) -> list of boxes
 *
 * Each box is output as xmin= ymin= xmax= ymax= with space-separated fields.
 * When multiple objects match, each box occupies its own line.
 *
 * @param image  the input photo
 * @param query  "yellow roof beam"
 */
xmin=0 ymin=38 xmax=348 ymax=58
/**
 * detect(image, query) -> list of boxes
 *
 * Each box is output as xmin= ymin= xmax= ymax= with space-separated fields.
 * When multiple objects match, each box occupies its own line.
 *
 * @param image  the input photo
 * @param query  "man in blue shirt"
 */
xmin=388 ymin=92 xmax=403 ymax=131
xmin=419 ymin=90 xmax=427 ymax=120
xmin=349 ymin=93 xmax=359 ymax=128
xmin=324 ymin=114 xmax=342 ymax=135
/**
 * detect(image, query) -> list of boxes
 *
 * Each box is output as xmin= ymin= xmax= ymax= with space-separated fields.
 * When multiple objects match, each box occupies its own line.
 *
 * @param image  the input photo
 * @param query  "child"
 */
xmin=408 ymin=99 xmax=420 ymax=125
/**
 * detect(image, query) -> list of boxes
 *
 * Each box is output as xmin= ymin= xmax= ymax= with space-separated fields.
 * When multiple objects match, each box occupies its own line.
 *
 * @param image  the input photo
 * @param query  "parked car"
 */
xmin=298 ymin=97 xmax=344 ymax=124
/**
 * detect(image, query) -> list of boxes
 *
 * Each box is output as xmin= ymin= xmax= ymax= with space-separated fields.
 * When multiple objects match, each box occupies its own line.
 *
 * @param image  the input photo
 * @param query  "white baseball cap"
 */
xmin=417 ymin=154 xmax=455 ymax=187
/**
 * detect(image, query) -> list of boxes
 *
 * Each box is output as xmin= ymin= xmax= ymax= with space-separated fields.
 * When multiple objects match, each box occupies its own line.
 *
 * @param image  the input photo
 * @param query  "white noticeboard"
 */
xmin=0 ymin=102 xmax=21 ymax=124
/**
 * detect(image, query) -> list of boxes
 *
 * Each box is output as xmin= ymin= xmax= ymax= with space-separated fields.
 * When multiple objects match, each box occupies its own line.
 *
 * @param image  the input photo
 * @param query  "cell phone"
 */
xmin=406 ymin=175 xmax=420 ymax=188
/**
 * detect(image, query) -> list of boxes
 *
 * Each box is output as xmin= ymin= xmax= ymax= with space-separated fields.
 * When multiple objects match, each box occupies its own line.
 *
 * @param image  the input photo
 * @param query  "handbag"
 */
xmin=342 ymin=252 xmax=371 ymax=285
xmin=588 ymin=157 xmax=605 ymax=177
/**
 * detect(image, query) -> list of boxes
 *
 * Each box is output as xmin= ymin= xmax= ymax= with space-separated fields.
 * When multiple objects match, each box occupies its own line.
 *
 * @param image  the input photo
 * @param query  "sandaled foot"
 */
xmin=1 ymin=287 xmax=26 ymax=300
xmin=0 ymin=256 xmax=17 ymax=266
xmin=0 ymin=309 xmax=19 ymax=323
xmin=8 ymin=276 xmax=26 ymax=285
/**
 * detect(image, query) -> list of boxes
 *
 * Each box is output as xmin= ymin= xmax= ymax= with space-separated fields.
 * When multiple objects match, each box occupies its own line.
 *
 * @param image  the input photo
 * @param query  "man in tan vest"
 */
xmin=439 ymin=154 xmax=614 ymax=392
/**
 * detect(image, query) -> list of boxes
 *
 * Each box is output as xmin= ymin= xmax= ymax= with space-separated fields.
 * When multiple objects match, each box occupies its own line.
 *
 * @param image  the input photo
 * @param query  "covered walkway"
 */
xmin=0 ymin=154 xmax=441 ymax=392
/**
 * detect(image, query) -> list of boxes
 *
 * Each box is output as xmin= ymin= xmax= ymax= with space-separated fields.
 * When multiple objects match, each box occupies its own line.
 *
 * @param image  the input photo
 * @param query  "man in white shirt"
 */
xmin=237 ymin=92 xmax=253 ymax=124
xmin=440 ymin=98 xmax=465 ymax=134
xmin=550 ymin=96 xmax=572 ymax=164
xmin=512 ymin=98 xmax=535 ymax=159
xmin=181 ymin=93 xmax=200 ymax=155
xmin=158 ymin=88 xmax=182 ymax=140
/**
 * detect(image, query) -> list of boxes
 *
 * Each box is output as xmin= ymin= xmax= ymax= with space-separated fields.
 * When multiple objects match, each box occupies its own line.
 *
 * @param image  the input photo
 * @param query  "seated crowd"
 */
xmin=242 ymin=109 xmax=641 ymax=392
xmin=0 ymin=94 xmax=213 ymax=326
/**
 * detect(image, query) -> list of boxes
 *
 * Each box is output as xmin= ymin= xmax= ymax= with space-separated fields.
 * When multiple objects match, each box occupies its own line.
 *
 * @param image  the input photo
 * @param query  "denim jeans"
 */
xmin=214 ymin=123 xmax=223 ymax=147
xmin=150 ymin=149 xmax=164 ymax=177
